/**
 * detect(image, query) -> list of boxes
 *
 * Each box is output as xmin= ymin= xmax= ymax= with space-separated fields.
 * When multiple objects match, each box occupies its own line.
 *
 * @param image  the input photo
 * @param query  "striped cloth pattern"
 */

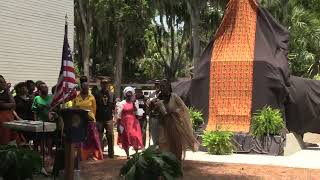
xmin=51 ymin=22 xmax=77 ymax=108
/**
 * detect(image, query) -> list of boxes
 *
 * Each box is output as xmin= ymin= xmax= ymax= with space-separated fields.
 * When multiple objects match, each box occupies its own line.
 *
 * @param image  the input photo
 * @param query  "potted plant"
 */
xmin=202 ymin=130 xmax=234 ymax=155
xmin=188 ymin=107 xmax=204 ymax=132
xmin=240 ymin=106 xmax=286 ymax=155
xmin=0 ymin=145 xmax=41 ymax=180
xmin=251 ymin=106 xmax=285 ymax=138
xmin=120 ymin=145 xmax=183 ymax=180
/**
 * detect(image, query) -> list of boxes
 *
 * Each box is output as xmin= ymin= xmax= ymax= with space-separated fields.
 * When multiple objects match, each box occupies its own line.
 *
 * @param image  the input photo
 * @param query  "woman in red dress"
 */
xmin=116 ymin=87 xmax=144 ymax=159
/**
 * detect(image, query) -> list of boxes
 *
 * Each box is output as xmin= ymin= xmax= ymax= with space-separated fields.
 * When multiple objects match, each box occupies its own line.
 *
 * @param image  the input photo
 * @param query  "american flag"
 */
xmin=51 ymin=21 xmax=77 ymax=108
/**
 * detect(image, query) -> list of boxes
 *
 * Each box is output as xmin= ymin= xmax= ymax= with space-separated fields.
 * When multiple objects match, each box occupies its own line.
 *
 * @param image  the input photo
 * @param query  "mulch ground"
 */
xmin=80 ymin=156 xmax=320 ymax=180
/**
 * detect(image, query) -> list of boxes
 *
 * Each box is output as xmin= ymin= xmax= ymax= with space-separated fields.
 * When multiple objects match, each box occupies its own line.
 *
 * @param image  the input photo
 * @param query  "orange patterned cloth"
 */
xmin=207 ymin=0 xmax=258 ymax=132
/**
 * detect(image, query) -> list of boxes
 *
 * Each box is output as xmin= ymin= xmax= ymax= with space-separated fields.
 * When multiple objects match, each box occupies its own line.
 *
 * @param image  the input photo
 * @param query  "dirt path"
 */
xmin=80 ymin=157 xmax=320 ymax=180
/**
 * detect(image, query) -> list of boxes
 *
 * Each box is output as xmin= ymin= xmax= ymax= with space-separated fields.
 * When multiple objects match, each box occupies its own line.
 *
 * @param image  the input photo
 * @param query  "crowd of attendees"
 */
xmin=0 ymin=74 xmax=198 ymax=175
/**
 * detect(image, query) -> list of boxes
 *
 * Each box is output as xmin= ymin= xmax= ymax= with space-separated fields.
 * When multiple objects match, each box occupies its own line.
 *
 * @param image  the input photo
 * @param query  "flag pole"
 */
xmin=62 ymin=14 xmax=68 ymax=109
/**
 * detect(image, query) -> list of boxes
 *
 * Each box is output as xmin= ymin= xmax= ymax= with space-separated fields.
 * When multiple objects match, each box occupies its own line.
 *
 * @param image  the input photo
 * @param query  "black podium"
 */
xmin=60 ymin=108 xmax=89 ymax=180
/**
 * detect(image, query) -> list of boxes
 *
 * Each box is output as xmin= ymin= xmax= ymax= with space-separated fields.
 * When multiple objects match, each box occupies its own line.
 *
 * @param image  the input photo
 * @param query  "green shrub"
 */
xmin=202 ymin=130 xmax=234 ymax=155
xmin=120 ymin=145 xmax=182 ymax=180
xmin=251 ymin=106 xmax=285 ymax=138
xmin=0 ymin=145 xmax=41 ymax=180
xmin=188 ymin=107 xmax=204 ymax=131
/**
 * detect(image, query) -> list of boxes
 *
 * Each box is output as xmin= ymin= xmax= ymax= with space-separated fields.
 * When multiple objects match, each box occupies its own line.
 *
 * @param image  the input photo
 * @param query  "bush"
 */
xmin=120 ymin=145 xmax=182 ymax=180
xmin=202 ymin=130 xmax=234 ymax=155
xmin=188 ymin=107 xmax=204 ymax=131
xmin=251 ymin=106 xmax=285 ymax=138
xmin=0 ymin=145 xmax=41 ymax=180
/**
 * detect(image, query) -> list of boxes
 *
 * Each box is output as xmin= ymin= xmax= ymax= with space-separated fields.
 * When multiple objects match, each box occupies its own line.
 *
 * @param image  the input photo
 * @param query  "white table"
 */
xmin=3 ymin=120 xmax=56 ymax=132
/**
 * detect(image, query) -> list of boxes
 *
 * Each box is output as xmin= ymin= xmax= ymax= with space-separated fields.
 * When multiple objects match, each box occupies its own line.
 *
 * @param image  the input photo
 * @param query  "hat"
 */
xmin=123 ymin=86 xmax=135 ymax=96
xmin=154 ymin=80 xmax=160 ymax=84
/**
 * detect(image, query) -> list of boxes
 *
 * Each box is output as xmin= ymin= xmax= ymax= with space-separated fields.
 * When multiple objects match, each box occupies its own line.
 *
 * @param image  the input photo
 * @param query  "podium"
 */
xmin=60 ymin=108 xmax=89 ymax=180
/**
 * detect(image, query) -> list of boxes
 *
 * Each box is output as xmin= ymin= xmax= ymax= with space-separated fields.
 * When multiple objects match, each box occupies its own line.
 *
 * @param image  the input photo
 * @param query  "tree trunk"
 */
xmin=114 ymin=29 xmax=126 ymax=98
xmin=78 ymin=0 xmax=92 ymax=79
xmin=187 ymin=0 xmax=201 ymax=68
xmin=92 ymin=27 xmax=98 ymax=76
xmin=82 ymin=31 xmax=90 ymax=78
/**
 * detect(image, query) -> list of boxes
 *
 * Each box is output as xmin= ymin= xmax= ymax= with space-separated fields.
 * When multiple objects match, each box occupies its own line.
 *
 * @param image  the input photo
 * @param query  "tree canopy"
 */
xmin=74 ymin=0 xmax=320 ymax=93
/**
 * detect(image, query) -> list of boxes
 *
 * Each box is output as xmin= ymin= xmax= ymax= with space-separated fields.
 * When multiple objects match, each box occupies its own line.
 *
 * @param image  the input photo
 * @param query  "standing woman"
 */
xmin=116 ymin=87 xmax=144 ymax=159
xmin=73 ymin=81 xmax=103 ymax=161
xmin=32 ymin=82 xmax=53 ymax=156
xmin=0 ymin=75 xmax=16 ymax=145
xmin=14 ymin=82 xmax=34 ymax=143
xmin=154 ymin=80 xmax=199 ymax=161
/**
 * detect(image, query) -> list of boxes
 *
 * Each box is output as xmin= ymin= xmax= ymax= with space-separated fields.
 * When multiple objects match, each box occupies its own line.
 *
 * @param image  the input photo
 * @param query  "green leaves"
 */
xmin=250 ymin=106 xmax=285 ymax=139
xmin=119 ymin=145 xmax=183 ymax=180
xmin=260 ymin=0 xmax=320 ymax=78
xmin=202 ymin=130 xmax=234 ymax=155
xmin=0 ymin=145 xmax=41 ymax=180
xmin=188 ymin=107 xmax=204 ymax=131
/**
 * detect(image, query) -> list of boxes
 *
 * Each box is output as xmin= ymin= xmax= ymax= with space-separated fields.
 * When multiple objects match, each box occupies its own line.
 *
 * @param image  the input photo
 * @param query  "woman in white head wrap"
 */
xmin=116 ymin=86 xmax=144 ymax=159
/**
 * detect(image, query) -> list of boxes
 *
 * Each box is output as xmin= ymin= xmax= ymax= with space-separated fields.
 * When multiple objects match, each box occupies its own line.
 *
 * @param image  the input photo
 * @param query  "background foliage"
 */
xmin=74 ymin=0 xmax=320 ymax=94
xmin=188 ymin=107 xmax=205 ymax=131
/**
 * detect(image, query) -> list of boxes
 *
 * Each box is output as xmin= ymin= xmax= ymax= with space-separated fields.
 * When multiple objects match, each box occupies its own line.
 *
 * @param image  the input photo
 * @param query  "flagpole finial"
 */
xmin=65 ymin=13 xmax=68 ymax=25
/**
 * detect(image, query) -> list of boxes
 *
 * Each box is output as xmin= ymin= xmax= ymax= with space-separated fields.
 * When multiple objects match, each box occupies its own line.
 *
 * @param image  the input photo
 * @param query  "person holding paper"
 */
xmin=116 ymin=86 xmax=144 ymax=159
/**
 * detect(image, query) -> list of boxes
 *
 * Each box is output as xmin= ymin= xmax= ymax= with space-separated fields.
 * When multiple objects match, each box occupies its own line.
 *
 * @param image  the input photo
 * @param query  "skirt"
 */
xmin=81 ymin=121 xmax=103 ymax=160
xmin=0 ymin=111 xmax=16 ymax=145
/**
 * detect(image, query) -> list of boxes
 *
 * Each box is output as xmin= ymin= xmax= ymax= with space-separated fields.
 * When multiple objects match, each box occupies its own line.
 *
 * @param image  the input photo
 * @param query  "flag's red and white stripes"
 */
xmin=51 ymin=22 xmax=77 ymax=108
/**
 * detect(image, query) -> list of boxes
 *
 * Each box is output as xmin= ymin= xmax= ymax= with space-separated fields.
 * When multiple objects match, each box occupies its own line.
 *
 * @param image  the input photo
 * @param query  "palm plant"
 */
xmin=120 ymin=145 xmax=183 ymax=180
xmin=260 ymin=0 xmax=320 ymax=78
xmin=0 ymin=145 xmax=41 ymax=180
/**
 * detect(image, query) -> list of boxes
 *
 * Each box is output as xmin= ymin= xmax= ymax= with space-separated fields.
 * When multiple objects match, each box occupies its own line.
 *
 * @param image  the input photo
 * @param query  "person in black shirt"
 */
xmin=26 ymin=80 xmax=36 ymax=99
xmin=95 ymin=79 xmax=115 ymax=158
xmin=14 ymin=82 xmax=34 ymax=120
xmin=13 ymin=82 xmax=35 ymax=144
xmin=135 ymin=87 xmax=147 ymax=146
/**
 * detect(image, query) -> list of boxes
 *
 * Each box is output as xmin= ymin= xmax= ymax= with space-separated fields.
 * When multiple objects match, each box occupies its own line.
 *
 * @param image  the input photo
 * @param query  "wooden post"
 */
xmin=64 ymin=143 xmax=75 ymax=180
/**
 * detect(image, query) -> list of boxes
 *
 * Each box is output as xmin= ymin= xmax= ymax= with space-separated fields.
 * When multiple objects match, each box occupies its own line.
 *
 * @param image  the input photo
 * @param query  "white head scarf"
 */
xmin=123 ymin=86 xmax=135 ymax=97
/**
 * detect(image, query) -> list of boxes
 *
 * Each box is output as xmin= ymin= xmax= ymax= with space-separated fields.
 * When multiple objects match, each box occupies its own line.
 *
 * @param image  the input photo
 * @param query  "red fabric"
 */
xmin=0 ymin=111 xmax=16 ymax=145
xmin=117 ymin=102 xmax=144 ymax=151
xmin=81 ymin=122 xmax=103 ymax=160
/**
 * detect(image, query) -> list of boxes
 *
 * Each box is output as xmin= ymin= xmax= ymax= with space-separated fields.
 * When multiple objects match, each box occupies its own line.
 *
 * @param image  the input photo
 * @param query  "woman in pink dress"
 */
xmin=116 ymin=87 xmax=144 ymax=159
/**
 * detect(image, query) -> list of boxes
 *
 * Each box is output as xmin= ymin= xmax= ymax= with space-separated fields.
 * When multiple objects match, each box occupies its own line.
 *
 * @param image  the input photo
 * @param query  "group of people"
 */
xmin=0 ymin=74 xmax=198 ymax=169
xmin=0 ymin=76 xmax=54 ymax=147
xmin=115 ymin=79 xmax=199 ymax=161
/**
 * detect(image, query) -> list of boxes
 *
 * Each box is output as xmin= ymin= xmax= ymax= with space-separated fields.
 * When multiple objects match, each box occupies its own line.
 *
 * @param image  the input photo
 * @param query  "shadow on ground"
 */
xmin=32 ymin=158 xmax=320 ymax=180
xmin=78 ymin=159 xmax=262 ymax=180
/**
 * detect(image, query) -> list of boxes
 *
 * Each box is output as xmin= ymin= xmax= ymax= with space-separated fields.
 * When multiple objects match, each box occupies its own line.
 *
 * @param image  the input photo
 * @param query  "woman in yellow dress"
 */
xmin=73 ymin=81 xmax=103 ymax=160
